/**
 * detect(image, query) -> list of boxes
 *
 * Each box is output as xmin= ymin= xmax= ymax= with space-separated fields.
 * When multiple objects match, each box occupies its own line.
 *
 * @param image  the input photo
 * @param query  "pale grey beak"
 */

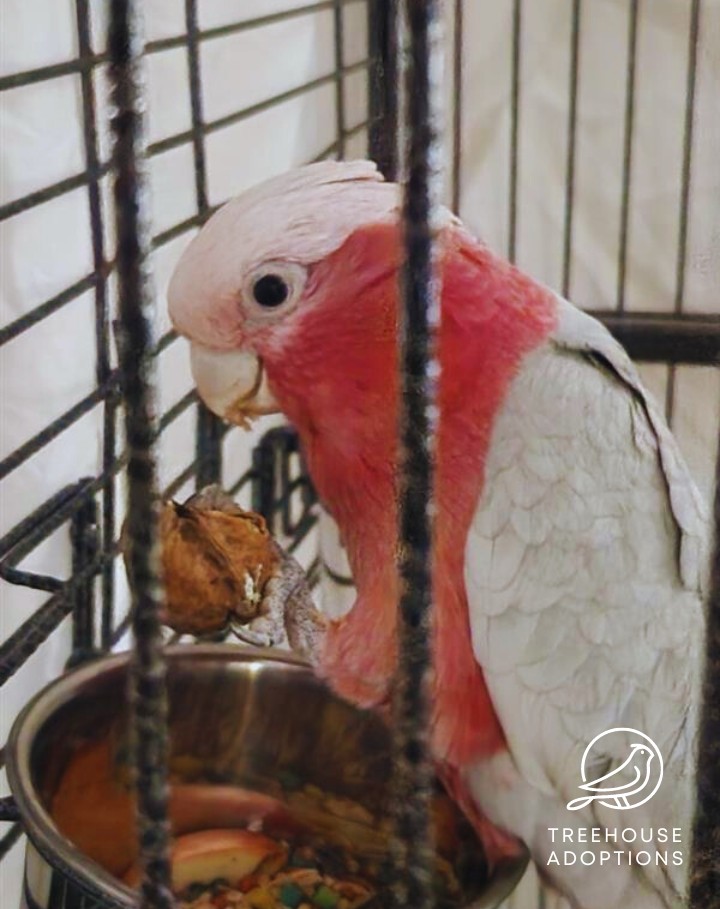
xmin=189 ymin=344 xmax=280 ymax=427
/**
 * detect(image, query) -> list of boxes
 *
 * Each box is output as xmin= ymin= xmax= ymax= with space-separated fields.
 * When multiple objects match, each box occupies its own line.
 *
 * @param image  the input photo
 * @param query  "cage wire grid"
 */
xmin=1 ymin=0 xmax=719 ymax=906
xmin=0 ymin=0 xmax=377 ymax=868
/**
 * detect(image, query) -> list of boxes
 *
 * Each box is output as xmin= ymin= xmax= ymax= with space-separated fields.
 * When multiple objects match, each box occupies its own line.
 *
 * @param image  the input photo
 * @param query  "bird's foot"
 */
xmin=231 ymin=549 xmax=327 ymax=664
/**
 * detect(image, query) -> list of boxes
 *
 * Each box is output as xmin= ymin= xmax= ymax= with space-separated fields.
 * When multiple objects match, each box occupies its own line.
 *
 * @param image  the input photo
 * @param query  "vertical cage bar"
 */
xmin=690 ymin=430 xmax=720 ymax=907
xmin=392 ymin=2 xmax=445 ymax=907
xmin=665 ymin=365 xmax=676 ymax=429
xmin=108 ymin=1 xmax=174 ymax=906
xmin=333 ymin=0 xmax=347 ymax=159
xmin=368 ymin=0 xmax=399 ymax=180
xmin=616 ymin=0 xmax=640 ymax=312
xmin=74 ymin=0 xmax=117 ymax=648
xmin=561 ymin=0 xmax=582 ymax=299
xmin=508 ymin=0 xmax=522 ymax=262
xmin=185 ymin=0 xmax=223 ymax=490
xmin=68 ymin=497 xmax=99 ymax=666
xmin=451 ymin=0 xmax=463 ymax=215
xmin=675 ymin=0 xmax=702 ymax=315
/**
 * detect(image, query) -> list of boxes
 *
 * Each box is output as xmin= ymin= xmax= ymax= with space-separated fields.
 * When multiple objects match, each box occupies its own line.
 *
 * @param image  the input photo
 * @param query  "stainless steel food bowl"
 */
xmin=6 ymin=645 xmax=527 ymax=908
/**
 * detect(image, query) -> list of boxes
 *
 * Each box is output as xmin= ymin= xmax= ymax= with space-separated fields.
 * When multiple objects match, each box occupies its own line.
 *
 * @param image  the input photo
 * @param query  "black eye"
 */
xmin=252 ymin=274 xmax=289 ymax=308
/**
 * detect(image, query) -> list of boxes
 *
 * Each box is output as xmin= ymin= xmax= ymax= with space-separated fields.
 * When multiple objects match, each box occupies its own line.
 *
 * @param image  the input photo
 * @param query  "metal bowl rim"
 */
xmin=6 ymin=644 xmax=530 ymax=908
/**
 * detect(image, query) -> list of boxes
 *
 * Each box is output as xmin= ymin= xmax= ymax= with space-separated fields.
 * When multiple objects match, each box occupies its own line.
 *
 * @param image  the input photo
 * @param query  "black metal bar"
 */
xmin=0 ymin=274 xmax=99 ymax=348
xmin=286 ymin=517 xmax=320 ymax=556
xmin=333 ymin=0 xmax=347 ymax=159
xmin=247 ymin=429 xmax=318 ymax=546
xmin=227 ymin=467 xmax=256 ymax=498
xmin=111 ymin=612 xmax=133 ymax=646
xmin=0 ymin=482 xmax=92 ymax=560
xmin=195 ymin=406 xmax=223 ymax=489
xmin=617 ymin=0 xmax=640 ymax=311
xmin=675 ymin=0 xmax=702 ymax=314
xmin=160 ymin=390 xmax=199 ymax=432
xmin=451 ymin=0 xmax=463 ymax=214
xmin=156 ymin=329 xmax=179 ymax=354
xmin=108 ymin=1 xmax=174 ymax=906
xmin=312 ymin=119 xmax=370 ymax=162
xmin=592 ymin=312 xmax=720 ymax=364
xmin=0 ymin=56 xmax=105 ymax=91
xmin=0 ymin=375 xmax=120 ymax=483
xmin=0 ymin=567 xmax=63 ymax=593
xmin=164 ymin=463 xmax=200 ymax=499
xmin=665 ymin=364 xmax=676 ymax=428
xmin=147 ymin=61 xmax=369 ymax=159
xmin=0 ymin=824 xmax=23 ymax=862
xmin=690 ymin=428 xmax=720 ymax=907
xmin=0 ymin=2 xmax=342 ymax=92
xmin=152 ymin=211 xmax=212 ymax=248
xmin=562 ymin=0 xmax=582 ymax=298
xmin=0 ymin=553 xmax=116 ymax=687
xmin=148 ymin=0 xmax=337 ymax=52
xmin=508 ymin=0 xmax=522 ymax=262
xmin=368 ymin=0 xmax=399 ymax=179
xmin=183 ymin=0 xmax=209 ymax=216
xmin=184 ymin=0 xmax=224 ymax=490
xmin=392 ymin=2 xmax=444 ymax=907
xmin=0 ymin=590 xmax=73 ymax=686
xmin=0 ymin=165 xmax=110 ymax=223
xmin=68 ymin=496 xmax=100 ymax=666
xmin=0 ymin=797 xmax=21 ymax=823
xmin=75 ymin=0 xmax=118 ymax=652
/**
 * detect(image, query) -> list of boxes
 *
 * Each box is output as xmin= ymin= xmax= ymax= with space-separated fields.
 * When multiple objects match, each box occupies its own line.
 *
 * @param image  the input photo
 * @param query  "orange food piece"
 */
xmin=50 ymin=738 xmax=135 ymax=876
xmin=50 ymin=736 xmax=294 ymax=882
xmin=124 ymin=829 xmax=286 ymax=892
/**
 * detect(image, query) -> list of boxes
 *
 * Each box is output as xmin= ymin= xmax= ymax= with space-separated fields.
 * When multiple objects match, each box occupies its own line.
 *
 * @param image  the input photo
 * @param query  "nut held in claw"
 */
xmin=156 ymin=486 xmax=281 ymax=635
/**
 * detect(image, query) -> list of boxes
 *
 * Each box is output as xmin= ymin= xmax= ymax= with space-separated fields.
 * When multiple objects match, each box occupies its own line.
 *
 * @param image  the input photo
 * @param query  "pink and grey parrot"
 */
xmin=168 ymin=161 xmax=707 ymax=909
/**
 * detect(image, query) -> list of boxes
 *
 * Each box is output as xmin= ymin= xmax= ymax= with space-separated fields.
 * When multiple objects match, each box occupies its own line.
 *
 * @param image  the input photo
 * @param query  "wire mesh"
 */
xmin=0 ymin=0 xmax=372 ymax=883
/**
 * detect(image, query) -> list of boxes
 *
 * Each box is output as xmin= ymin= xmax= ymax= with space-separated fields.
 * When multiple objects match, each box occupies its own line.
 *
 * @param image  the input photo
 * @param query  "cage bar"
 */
xmin=616 ymin=0 xmax=640 ymax=312
xmin=690 ymin=430 xmax=720 ymax=906
xmin=107 ymin=0 xmax=174 ymax=905
xmin=508 ymin=0 xmax=523 ymax=263
xmin=392 ymin=2 xmax=445 ymax=907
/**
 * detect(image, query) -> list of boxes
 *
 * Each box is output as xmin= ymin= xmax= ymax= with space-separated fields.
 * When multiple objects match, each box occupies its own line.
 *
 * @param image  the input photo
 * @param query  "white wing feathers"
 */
xmin=464 ymin=298 xmax=706 ymax=908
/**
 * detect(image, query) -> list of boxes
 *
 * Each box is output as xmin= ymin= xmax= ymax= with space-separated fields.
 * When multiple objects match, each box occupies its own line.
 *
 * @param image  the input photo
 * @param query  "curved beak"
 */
xmin=189 ymin=344 xmax=280 ymax=427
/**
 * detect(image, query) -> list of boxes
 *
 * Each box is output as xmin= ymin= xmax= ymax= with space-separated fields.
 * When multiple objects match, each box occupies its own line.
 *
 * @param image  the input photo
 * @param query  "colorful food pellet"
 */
xmin=279 ymin=882 xmax=305 ymax=908
xmin=311 ymin=884 xmax=340 ymax=909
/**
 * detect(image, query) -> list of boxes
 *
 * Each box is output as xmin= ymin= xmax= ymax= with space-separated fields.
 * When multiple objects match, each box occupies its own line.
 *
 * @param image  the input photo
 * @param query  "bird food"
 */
xmin=118 ymin=780 xmax=464 ymax=907
xmin=175 ymin=836 xmax=376 ymax=909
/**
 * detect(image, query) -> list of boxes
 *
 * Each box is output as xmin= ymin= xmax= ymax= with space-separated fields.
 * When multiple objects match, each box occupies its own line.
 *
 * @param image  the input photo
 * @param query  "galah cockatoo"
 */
xmin=168 ymin=161 xmax=707 ymax=909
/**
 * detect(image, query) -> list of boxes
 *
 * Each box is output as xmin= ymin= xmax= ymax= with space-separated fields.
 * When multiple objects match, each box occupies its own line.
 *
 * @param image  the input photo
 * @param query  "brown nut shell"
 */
xmin=157 ymin=491 xmax=280 ymax=636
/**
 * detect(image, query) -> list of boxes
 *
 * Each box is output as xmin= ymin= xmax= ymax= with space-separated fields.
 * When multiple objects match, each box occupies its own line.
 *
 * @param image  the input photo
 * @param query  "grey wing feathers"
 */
xmin=550 ymin=298 xmax=708 ymax=594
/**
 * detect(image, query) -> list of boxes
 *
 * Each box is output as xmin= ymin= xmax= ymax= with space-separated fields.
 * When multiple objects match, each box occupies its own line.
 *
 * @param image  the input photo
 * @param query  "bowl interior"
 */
xmin=14 ymin=646 xmax=527 ymax=907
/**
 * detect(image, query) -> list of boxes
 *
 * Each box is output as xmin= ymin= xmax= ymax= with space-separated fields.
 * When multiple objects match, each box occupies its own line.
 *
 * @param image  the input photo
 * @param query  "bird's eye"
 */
xmin=243 ymin=261 xmax=306 ymax=320
xmin=252 ymin=274 xmax=289 ymax=308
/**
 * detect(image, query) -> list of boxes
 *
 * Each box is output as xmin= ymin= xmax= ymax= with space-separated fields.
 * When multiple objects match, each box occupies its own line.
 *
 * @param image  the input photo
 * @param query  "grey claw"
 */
xmin=229 ymin=621 xmax=275 ymax=649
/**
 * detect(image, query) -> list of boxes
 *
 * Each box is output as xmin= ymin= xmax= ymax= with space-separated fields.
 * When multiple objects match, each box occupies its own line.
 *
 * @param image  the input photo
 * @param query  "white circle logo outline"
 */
xmin=575 ymin=727 xmax=664 ymax=811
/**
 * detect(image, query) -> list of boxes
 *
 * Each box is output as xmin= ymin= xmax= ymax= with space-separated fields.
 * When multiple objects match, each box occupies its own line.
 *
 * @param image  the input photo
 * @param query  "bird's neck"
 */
xmin=270 ymin=223 xmax=558 ymax=765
